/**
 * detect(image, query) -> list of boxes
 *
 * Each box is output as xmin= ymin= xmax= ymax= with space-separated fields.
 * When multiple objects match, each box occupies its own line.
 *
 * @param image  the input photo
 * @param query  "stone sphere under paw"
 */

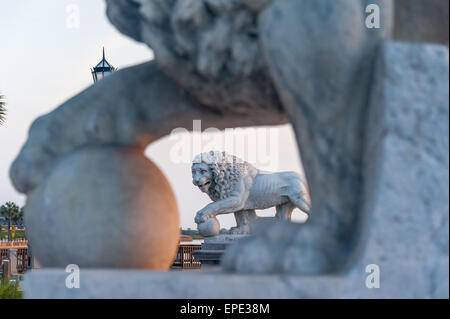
xmin=25 ymin=146 xmax=180 ymax=269
xmin=198 ymin=217 xmax=220 ymax=237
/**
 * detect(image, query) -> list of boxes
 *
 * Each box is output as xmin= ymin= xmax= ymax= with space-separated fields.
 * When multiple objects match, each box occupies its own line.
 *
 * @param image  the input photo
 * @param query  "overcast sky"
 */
xmin=0 ymin=0 xmax=306 ymax=229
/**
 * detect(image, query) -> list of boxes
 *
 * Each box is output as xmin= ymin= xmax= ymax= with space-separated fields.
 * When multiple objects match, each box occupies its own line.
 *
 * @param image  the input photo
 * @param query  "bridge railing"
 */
xmin=172 ymin=244 xmax=201 ymax=269
xmin=0 ymin=239 xmax=28 ymax=248
xmin=0 ymin=247 xmax=29 ymax=275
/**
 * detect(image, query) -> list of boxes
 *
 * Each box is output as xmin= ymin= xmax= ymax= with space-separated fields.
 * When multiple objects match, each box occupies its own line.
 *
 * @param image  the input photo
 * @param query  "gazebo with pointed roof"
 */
xmin=91 ymin=48 xmax=116 ymax=83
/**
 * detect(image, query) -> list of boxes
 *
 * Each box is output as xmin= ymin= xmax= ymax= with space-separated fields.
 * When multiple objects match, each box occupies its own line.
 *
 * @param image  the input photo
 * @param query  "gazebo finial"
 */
xmin=91 ymin=47 xmax=116 ymax=83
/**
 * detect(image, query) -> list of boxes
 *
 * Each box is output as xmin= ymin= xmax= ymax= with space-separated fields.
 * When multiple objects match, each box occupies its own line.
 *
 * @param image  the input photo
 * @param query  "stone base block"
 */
xmin=23 ymin=268 xmax=447 ymax=299
xmin=193 ymin=235 xmax=248 ymax=267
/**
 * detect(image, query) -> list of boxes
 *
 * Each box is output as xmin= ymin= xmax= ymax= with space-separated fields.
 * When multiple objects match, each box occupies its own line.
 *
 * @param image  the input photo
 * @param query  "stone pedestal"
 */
xmin=193 ymin=235 xmax=248 ymax=268
xmin=9 ymin=249 xmax=18 ymax=275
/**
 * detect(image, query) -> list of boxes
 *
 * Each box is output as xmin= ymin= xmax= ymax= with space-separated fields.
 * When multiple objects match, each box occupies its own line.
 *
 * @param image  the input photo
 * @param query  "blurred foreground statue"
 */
xmin=11 ymin=0 xmax=448 ymax=298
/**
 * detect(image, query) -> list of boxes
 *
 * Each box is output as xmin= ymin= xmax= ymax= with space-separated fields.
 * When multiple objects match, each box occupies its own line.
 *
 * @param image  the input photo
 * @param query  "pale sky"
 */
xmin=0 ymin=0 xmax=306 ymax=230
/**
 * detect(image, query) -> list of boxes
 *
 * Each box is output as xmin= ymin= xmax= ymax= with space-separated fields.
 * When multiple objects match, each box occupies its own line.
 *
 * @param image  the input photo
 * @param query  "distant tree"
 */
xmin=0 ymin=202 xmax=20 ymax=240
xmin=13 ymin=207 xmax=24 ymax=225
xmin=0 ymin=93 xmax=5 ymax=124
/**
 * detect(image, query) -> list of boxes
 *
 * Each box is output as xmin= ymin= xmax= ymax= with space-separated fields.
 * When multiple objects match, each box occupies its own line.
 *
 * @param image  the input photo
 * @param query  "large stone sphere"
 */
xmin=198 ymin=217 xmax=220 ymax=237
xmin=25 ymin=146 xmax=179 ymax=269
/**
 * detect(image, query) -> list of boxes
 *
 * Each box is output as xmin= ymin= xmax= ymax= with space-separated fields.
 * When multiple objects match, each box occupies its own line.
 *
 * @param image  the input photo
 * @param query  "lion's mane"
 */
xmin=105 ymin=0 xmax=282 ymax=116
xmin=193 ymin=151 xmax=256 ymax=201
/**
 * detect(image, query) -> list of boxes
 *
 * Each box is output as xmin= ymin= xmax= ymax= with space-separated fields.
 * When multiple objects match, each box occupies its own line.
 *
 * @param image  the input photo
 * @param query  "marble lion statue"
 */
xmin=192 ymin=151 xmax=310 ymax=235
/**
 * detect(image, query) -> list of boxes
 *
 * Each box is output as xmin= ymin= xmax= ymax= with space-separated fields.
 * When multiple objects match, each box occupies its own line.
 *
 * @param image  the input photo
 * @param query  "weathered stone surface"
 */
xmin=23 ymin=269 xmax=348 ymax=299
xmin=394 ymin=0 xmax=449 ymax=46
xmin=20 ymin=263 xmax=442 ymax=298
xmin=242 ymin=0 xmax=271 ymax=12
xmin=221 ymin=0 xmax=393 ymax=274
xmin=223 ymin=41 xmax=449 ymax=297
xmin=25 ymin=146 xmax=180 ymax=269
xmin=352 ymin=41 xmax=449 ymax=298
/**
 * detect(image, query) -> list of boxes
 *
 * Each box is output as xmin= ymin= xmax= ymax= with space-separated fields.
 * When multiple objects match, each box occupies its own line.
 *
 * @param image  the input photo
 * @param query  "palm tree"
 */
xmin=0 ymin=93 xmax=5 ymax=124
xmin=12 ymin=207 xmax=24 ymax=226
xmin=0 ymin=202 xmax=20 ymax=240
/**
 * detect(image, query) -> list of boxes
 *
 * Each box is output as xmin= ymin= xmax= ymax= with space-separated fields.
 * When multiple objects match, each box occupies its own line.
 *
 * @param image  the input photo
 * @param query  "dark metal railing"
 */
xmin=0 ymin=247 xmax=28 ymax=275
xmin=0 ymin=248 xmax=7 ymax=264
xmin=16 ymin=248 xmax=28 ymax=274
xmin=172 ymin=245 xmax=201 ymax=269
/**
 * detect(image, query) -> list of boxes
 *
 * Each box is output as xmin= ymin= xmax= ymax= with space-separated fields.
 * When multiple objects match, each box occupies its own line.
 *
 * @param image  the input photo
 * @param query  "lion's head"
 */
xmin=192 ymin=151 xmax=256 ymax=201
xmin=105 ymin=0 xmax=282 ymax=115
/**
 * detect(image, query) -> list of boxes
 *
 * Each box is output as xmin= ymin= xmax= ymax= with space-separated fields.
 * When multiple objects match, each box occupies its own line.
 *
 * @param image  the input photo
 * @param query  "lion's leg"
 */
xmin=222 ymin=0 xmax=392 ymax=275
xmin=229 ymin=210 xmax=257 ymax=235
xmin=275 ymin=203 xmax=295 ymax=221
